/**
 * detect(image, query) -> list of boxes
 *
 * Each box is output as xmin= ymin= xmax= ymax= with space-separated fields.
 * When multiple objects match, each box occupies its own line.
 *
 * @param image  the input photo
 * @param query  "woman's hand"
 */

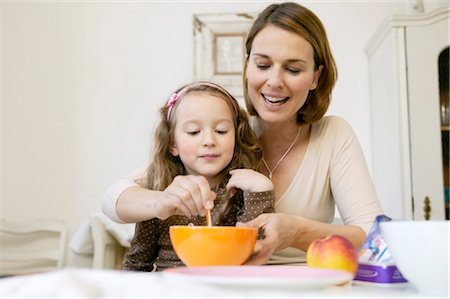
xmin=155 ymin=175 xmax=216 ymax=220
xmin=237 ymin=213 xmax=302 ymax=265
xmin=238 ymin=213 xmax=367 ymax=265
xmin=226 ymin=169 xmax=273 ymax=193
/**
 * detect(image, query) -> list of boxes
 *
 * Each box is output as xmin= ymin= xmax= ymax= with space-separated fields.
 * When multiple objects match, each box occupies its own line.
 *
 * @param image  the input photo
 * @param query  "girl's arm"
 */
xmin=226 ymin=169 xmax=275 ymax=223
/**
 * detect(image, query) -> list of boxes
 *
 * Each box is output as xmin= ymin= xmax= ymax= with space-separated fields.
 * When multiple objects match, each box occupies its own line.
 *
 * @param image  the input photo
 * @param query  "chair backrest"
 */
xmin=0 ymin=218 xmax=67 ymax=275
xmin=90 ymin=215 xmax=129 ymax=269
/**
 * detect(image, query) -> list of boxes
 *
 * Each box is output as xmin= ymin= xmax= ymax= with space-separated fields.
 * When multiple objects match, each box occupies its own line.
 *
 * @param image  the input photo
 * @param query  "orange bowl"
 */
xmin=169 ymin=225 xmax=258 ymax=267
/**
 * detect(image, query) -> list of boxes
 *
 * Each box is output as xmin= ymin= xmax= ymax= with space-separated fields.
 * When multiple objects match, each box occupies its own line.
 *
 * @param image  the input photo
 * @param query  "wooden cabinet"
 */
xmin=366 ymin=7 xmax=449 ymax=220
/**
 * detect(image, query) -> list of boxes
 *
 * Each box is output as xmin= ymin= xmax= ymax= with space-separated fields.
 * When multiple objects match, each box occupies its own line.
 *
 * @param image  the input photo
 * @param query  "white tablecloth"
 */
xmin=1 ymin=268 xmax=425 ymax=298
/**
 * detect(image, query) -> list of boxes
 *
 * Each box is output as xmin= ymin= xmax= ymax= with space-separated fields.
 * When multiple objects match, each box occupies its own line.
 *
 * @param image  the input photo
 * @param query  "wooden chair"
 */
xmin=0 ymin=218 xmax=67 ymax=275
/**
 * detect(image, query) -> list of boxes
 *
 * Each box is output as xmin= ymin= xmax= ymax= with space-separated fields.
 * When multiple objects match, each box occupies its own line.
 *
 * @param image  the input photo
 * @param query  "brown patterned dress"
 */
xmin=123 ymin=190 xmax=274 ymax=271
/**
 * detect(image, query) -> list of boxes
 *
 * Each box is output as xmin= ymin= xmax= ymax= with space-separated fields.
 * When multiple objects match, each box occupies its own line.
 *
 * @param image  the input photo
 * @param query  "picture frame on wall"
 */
xmin=193 ymin=13 xmax=256 ymax=99
xmin=214 ymin=33 xmax=245 ymax=75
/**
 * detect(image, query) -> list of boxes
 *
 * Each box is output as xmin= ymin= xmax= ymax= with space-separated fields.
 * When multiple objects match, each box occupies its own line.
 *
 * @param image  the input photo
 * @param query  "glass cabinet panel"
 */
xmin=439 ymin=47 xmax=449 ymax=219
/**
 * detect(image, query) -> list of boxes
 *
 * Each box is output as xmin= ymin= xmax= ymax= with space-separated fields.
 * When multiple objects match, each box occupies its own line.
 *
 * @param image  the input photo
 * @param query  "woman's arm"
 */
xmin=115 ymin=186 xmax=164 ymax=223
xmin=102 ymin=166 xmax=156 ymax=223
xmin=240 ymin=213 xmax=365 ymax=265
xmin=102 ymin=167 xmax=216 ymax=223
xmin=102 ymin=181 xmax=164 ymax=224
xmin=330 ymin=117 xmax=383 ymax=234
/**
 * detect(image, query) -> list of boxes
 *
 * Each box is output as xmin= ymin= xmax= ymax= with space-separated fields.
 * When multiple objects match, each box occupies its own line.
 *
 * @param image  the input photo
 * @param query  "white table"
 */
xmin=0 ymin=268 xmax=426 ymax=298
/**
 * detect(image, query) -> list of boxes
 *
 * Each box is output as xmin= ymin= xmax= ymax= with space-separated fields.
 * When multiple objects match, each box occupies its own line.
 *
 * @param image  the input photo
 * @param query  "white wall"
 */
xmin=2 ymin=0 xmax=443 ymax=264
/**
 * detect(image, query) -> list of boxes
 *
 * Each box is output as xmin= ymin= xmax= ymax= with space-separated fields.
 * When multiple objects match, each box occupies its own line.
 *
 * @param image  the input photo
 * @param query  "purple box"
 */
xmin=354 ymin=262 xmax=407 ymax=283
xmin=354 ymin=215 xmax=408 ymax=284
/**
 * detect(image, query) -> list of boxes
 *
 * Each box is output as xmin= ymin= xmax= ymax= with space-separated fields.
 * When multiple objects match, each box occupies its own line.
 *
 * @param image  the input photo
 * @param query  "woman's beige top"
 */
xmin=103 ymin=115 xmax=383 ymax=265
xmin=268 ymin=116 xmax=382 ymax=264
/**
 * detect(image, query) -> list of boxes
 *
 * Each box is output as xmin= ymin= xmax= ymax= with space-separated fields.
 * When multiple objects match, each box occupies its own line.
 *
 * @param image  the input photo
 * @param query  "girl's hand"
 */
xmin=226 ymin=169 xmax=273 ymax=193
xmin=155 ymin=175 xmax=216 ymax=220
xmin=237 ymin=213 xmax=301 ymax=265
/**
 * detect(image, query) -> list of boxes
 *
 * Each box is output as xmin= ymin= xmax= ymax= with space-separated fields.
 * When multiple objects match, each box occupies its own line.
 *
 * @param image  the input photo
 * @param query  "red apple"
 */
xmin=306 ymin=235 xmax=358 ymax=276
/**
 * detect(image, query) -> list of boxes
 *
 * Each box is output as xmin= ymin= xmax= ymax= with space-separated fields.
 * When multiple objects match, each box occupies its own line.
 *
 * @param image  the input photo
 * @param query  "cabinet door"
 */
xmin=368 ymin=28 xmax=413 ymax=220
xmin=406 ymin=14 xmax=448 ymax=220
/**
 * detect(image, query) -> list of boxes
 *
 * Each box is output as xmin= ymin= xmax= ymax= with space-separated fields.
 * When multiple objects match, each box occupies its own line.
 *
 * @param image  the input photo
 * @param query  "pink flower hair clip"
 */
xmin=166 ymin=92 xmax=178 ymax=119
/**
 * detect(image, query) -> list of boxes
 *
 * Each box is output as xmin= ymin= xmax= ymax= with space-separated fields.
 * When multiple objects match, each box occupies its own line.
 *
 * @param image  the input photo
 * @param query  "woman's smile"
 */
xmin=262 ymin=94 xmax=290 ymax=105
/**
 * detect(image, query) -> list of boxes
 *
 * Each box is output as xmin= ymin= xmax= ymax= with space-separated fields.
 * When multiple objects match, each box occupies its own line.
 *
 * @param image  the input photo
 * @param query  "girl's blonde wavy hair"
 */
xmin=144 ymin=82 xmax=262 ymax=220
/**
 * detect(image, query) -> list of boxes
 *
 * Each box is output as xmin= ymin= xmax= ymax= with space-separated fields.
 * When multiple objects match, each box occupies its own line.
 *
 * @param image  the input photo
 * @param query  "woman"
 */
xmin=102 ymin=2 xmax=382 ymax=265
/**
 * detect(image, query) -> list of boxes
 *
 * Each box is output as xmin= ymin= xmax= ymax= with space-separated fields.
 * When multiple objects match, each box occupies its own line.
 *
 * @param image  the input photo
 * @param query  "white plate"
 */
xmin=164 ymin=265 xmax=352 ymax=290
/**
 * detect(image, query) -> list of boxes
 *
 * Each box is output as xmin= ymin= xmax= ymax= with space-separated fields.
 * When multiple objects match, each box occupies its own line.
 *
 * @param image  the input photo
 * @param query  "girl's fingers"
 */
xmin=164 ymin=185 xmax=195 ymax=217
xmin=180 ymin=177 xmax=204 ymax=216
xmin=191 ymin=175 xmax=215 ymax=210
xmin=169 ymin=175 xmax=216 ymax=217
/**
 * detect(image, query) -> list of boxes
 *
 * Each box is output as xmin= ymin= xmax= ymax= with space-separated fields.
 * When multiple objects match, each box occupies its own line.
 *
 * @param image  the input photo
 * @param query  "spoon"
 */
xmin=205 ymin=209 xmax=212 ymax=227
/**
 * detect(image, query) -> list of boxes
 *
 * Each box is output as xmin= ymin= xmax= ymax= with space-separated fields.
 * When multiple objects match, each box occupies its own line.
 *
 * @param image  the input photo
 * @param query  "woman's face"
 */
xmin=246 ymin=24 xmax=322 ymax=124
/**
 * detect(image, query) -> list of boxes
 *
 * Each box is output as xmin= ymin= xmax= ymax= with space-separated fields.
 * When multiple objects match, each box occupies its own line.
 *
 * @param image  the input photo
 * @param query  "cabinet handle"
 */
xmin=424 ymin=196 xmax=431 ymax=220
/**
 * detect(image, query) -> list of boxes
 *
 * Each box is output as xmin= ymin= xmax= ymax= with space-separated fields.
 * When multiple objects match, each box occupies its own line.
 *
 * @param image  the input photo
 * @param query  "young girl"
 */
xmin=123 ymin=82 xmax=274 ymax=271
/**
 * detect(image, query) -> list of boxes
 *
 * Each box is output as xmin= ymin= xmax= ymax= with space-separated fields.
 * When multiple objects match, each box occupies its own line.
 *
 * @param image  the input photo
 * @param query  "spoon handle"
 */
xmin=205 ymin=209 xmax=212 ymax=227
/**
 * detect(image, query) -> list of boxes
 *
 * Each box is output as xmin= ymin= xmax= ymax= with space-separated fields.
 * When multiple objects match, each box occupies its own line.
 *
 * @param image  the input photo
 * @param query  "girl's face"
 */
xmin=246 ymin=24 xmax=322 ymax=124
xmin=170 ymin=92 xmax=235 ymax=186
